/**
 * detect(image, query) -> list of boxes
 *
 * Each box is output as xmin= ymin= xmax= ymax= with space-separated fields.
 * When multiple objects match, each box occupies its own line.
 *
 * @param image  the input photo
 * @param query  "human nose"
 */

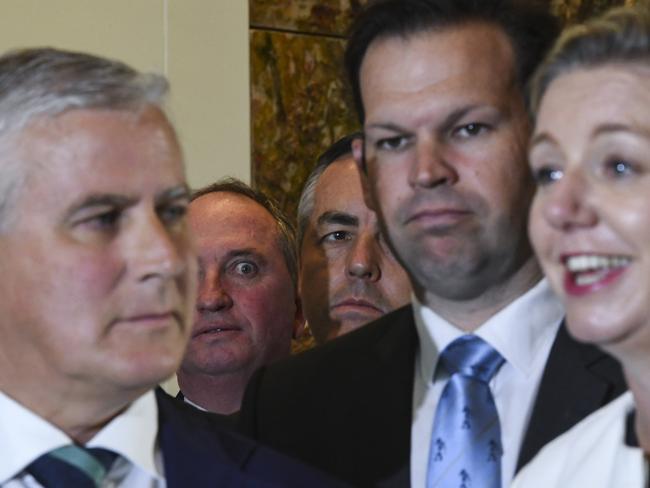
xmin=346 ymin=232 xmax=381 ymax=282
xmin=133 ymin=211 xmax=187 ymax=282
xmin=196 ymin=268 xmax=233 ymax=312
xmin=408 ymin=137 xmax=458 ymax=188
xmin=541 ymin=169 xmax=597 ymax=231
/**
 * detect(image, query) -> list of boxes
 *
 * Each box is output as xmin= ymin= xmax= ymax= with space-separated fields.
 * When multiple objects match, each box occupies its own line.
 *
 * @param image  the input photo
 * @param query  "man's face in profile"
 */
xmin=0 ymin=107 xmax=197 ymax=399
xmin=299 ymin=156 xmax=411 ymax=343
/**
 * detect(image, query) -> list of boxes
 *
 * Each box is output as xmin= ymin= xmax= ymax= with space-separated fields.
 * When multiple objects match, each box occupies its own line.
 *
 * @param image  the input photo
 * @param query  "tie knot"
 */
xmin=439 ymin=335 xmax=504 ymax=383
xmin=27 ymin=445 xmax=118 ymax=488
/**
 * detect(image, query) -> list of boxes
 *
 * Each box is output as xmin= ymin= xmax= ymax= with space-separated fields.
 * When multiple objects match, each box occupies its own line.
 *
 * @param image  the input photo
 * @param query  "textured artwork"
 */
xmin=250 ymin=24 xmax=360 ymax=220
xmin=250 ymin=0 xmax=367 ymax=36
xmin=552 ymin=0 xmax=637 ymax=23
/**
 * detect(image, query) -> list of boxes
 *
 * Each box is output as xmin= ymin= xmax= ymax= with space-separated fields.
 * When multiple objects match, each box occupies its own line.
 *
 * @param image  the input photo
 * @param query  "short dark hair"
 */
xmin=192 ymin=178 xmax=298 ymax=290
xmin=344 ymin=0 xmax=560 ymax=121
xmin=296 ymin=132 xmax=362 ymax=247
xmin=530 ymin=4 xmax=650 ymax=115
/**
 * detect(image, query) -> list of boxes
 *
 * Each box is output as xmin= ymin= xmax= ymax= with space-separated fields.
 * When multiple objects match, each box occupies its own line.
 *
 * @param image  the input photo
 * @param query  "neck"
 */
xmin=418 ymin=256 xmax=543 ymax=331
xmin=0 ymin=379 xmax=141 ymax=444
xmin=177 ymin=370 xmax=248 ymax=415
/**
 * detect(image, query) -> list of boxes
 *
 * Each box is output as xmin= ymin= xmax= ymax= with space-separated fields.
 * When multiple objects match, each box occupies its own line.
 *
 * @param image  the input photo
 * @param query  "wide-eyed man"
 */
xmin=0 ymin=47 xmax=341 ymax=488
xmin=239 ymin=1 xmax=626 ymax=487
xmin=177 ymin=179 xmax=303 ymax=414
xmin=297 ymin=134 xmax=411 ymax=344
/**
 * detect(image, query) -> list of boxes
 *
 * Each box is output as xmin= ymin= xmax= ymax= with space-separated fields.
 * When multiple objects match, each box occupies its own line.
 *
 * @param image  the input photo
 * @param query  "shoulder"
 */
xmin=260 ymin=304 xmax=415 ymax=379
xmin=513 ymin=391 xmax=642 ymax=488
xmin=155 ymin=389 xmax=348 ymax=487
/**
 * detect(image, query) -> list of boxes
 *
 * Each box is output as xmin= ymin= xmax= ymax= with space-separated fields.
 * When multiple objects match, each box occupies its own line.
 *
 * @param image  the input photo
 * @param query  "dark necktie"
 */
xmin=426 ymin=335 xmax=505 ymax=488
xmin=26 ymin=445 xmax=117 ymax=488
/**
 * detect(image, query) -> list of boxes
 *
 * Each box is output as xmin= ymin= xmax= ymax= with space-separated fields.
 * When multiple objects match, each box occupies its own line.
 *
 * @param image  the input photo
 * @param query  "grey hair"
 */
xmin=296 ymin=133 xmax=362 ymax=247
xmin=530 ymin=4 xmax=650 ymax=115
xmin=0 ymin=47 xmax=169 ymax=232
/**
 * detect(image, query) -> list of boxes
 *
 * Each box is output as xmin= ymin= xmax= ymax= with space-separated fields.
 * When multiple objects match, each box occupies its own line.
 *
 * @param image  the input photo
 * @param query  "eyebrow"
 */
xmin=317 ymin=211 xmax=359 ymax=227
xmin=592 ymin=123 xmax=650 ymax=139
xmin=155 ymin=185 xmax=191 ymax=205
xmin=366 ymin=104 xmax=490 ymax=134
xmin=64 ymin=194 xmax=136 ymax=220
xmin=528 ymin=132 xmax=555 ymax=150
xmin=64 ymin=184 xmax=190 ymax=220
xmin=529 ymin=123 xmax=650 ymax=152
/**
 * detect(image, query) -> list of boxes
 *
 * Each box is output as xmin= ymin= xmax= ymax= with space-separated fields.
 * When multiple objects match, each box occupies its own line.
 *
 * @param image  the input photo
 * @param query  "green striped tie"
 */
xmin=27 ymin=445 xmax=117 ymax=487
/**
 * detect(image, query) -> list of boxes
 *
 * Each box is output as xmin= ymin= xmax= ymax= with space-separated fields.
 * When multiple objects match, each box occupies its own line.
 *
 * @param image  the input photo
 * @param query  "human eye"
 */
xmin=233 ymin=261 xmax=258 ymax=277
xmin=452 ymin=123 xmax=490 ymax=139
xmin=77 ymin=208 xmax=122 ymax=231
xmin=531 ymin=166 xmax=563 ymax=186
xmin=321 ymin=230 xmax=352 ymax=244
xmin=602 ymin=158 xmax=637 ymax=179
xmin=375 ymin=135 xmax=412 ymax=152
xmin=158 ymin=200 xmax=188 ymax=225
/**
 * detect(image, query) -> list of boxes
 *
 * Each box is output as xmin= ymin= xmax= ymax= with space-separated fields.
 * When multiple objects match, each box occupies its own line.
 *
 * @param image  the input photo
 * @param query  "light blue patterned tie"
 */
xmin=426 ymin=335 xmax=505 ymax=488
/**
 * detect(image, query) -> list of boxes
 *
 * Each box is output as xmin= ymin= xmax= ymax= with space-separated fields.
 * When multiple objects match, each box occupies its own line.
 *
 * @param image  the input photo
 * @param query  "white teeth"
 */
xmin=575 ymin=270 xmax=608 ymax=286
xmin=565 ymin=255 xmax=630 ymax=273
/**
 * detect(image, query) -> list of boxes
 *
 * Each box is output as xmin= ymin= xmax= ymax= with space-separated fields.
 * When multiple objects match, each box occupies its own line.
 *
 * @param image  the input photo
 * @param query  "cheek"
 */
xmin=614 ymin=196 xmax=650 ymax=250
xmin=238 ymin=280 xmax=296 ymax=330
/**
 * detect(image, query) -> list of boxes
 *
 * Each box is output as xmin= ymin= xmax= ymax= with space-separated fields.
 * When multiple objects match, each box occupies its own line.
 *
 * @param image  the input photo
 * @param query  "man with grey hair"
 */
xmin=0 ymin=47 xmax=342 ymax=487
xmin=177 ymin=178 xmax=303 ymax=414
xmin=297 ymin=134 xmax=410 ymax=344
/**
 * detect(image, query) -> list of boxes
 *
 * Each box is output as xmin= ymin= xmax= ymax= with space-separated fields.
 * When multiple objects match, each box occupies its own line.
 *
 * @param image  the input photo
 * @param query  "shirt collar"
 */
xmin=0 ymin=389 xmax=162 ymax=483
xmin=87 ymin=390 xmax=162 ymax=481
xmin=414 ymin=278 xmax=564 ymax=383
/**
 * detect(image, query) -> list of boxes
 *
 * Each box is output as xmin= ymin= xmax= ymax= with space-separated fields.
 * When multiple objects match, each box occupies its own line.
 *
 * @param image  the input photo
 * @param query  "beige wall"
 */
xmin=0 ymin=0 xmax=250 ymax=187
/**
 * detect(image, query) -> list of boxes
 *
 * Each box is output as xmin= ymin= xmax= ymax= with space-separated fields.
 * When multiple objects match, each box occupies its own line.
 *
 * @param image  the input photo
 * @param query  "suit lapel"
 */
xmin=516 ymin=322 xmax=626 ymax=471
xmin=366 ymin=306 xmax=418 ymax=486
xmin=155 ymin=389 xmax=258 ymax=487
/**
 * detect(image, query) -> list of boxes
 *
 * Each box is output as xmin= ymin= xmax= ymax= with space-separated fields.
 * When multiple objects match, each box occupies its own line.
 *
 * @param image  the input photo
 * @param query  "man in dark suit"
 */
xmin=0 ymin=47 xmax=341 ymax=488
xmin=239 ymin=1 xmax=626 ymax=487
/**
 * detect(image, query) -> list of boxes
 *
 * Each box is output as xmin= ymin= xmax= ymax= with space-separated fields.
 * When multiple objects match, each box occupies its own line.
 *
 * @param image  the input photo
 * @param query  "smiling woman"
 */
xmin=512 ymin=4 xmax=650 ymax=487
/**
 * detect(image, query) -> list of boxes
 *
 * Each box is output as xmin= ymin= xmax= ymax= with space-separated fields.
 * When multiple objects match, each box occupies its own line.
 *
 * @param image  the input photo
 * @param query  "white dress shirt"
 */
xmin=512 ymin=391 xmax=646 ymax=488
xmin=0 ymin=390 xmax=165 ymax=487
xmin=410 ymin=278 xmax=564 ymax=488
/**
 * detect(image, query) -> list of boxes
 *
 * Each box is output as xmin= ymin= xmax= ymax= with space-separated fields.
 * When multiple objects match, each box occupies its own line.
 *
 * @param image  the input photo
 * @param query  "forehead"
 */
xmin=537 ymin=65 xmax=650 ymax=134
xmin=12 ymin=107 xmax=184 ymax=203
xmin=189 ymin=192 xmax=281 ymax=253
xmin=312 ymin=157 xmax=369 ymax=220
xmin=360 ymin=22 xmax=518 ymax=125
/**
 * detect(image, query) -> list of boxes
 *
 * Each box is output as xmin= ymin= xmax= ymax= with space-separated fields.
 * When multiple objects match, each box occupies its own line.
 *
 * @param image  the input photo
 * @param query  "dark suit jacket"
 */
xmin=155 ymin=388 xmax=347 ymax=487
xmin=238 ymin=305 xmax=626 ymax=487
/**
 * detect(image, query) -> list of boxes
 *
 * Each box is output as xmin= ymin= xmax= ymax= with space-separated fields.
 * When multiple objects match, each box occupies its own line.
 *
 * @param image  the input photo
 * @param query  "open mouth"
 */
xmin=564 ymin=254 xmax=630 ymax=288
xmin=193 ymin=325 xmax=240 ymax=338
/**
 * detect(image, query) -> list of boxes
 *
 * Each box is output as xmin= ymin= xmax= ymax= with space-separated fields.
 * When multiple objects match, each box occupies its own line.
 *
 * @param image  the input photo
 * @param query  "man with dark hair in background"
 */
xmin=297 ymin=134 xmax=411 ymax=344
xmin=177 ymin=178 xmax=303 ymax=414
xmin=240 ymin=1 xmax=626 ymax=487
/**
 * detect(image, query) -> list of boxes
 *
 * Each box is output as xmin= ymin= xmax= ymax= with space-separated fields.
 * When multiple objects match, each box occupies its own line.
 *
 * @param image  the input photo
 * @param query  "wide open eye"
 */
xmin=234 ymin=261 xmax=258 ymax=277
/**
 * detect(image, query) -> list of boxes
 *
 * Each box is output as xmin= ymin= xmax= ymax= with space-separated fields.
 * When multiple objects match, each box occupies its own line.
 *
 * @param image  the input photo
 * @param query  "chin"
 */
xmin=565 ymin=309 xmax=638 ymax=352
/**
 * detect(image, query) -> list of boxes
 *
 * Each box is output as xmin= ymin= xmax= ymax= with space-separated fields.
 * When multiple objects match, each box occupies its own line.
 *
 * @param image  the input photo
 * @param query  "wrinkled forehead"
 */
xmin=359 ymin=23 xmax=519 ymax=116
xmin=190 ymin=192 xmax=281 ymax=248
xmin=313 ymin=157 xmax=371 ymax=220
xmin=4 ymin=107 xmax=185 ymax=212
